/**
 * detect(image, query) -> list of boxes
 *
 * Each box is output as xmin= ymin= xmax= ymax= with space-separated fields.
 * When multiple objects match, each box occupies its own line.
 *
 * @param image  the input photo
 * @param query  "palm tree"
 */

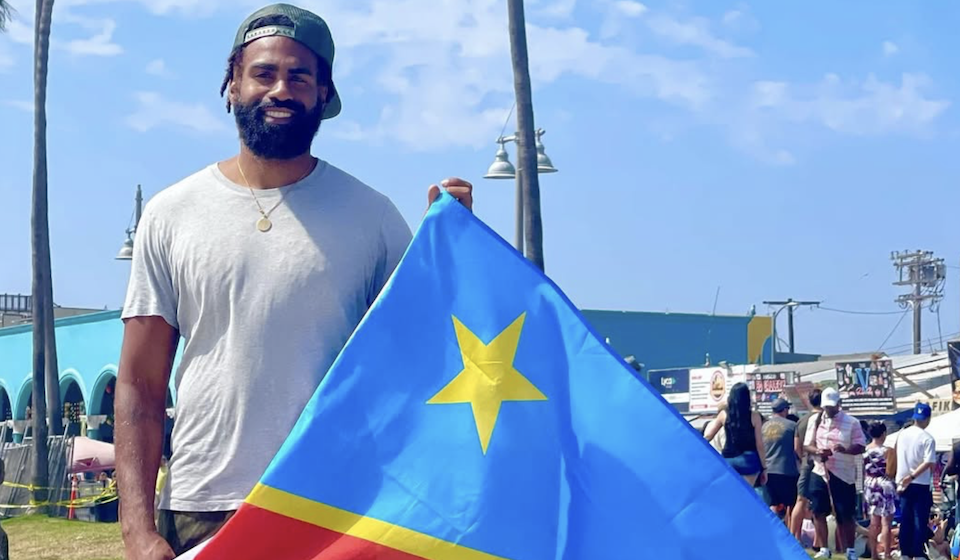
xmin=505 ymin=0 xmax=544 ymax=272
xmin=0 ymin=0 xmax=13 ymax=30
xmin=30 ymin=0 xmax=61 ymax=511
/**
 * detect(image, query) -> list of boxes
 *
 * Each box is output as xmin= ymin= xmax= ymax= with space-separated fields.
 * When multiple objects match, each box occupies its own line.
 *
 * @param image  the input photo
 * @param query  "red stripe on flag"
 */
xmin=195 ymin=503 xmax=429 ymax=560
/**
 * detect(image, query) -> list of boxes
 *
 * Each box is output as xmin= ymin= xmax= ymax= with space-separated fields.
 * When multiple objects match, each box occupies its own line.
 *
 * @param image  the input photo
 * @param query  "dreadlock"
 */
xmin=220 ymin=14 xmax=332 ymax=114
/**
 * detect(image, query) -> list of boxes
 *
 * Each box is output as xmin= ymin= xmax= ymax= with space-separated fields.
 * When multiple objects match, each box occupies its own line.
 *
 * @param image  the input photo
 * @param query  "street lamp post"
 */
xmin=116 ymin=185 xmax=142 ymax=261
xmin=483 ymin=128 xmax=557 ymax=254
xmin=770 ymin=302 xmax=800 ymax=365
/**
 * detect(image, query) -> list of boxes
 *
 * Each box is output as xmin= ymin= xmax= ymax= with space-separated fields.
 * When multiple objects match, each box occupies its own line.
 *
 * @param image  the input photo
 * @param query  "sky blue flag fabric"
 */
xmin=258 ymin=191 xmax=809 ymax=559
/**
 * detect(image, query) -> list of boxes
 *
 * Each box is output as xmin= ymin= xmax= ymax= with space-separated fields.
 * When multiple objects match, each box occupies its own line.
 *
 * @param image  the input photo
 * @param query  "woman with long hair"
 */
xmin=863 ymin=421 xmax=896 ymax=559
xmin=705 ymin=382 xmax=766 ymax=486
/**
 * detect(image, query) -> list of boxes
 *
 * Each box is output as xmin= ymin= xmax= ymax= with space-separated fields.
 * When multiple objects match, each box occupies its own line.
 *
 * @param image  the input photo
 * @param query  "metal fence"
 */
xmin=0 ymin=436 xmax=74 ymax=519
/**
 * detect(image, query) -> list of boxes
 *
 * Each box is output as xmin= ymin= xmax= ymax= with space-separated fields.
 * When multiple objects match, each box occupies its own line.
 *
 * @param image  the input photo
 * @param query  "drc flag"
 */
xmin=185 ymin=191 xmax=807 ymax=559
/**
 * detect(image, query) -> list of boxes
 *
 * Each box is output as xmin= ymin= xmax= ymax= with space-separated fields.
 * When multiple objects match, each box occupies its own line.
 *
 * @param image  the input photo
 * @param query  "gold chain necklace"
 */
xmin=237 ymin=159 xmax=312 ymax=233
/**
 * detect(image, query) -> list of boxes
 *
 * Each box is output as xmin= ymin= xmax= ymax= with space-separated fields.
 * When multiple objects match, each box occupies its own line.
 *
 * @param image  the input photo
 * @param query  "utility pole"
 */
xmin=892 ymin=250 xmax=946 ymax=354
xmin=762 ymin=299 xmax=821 ymax=354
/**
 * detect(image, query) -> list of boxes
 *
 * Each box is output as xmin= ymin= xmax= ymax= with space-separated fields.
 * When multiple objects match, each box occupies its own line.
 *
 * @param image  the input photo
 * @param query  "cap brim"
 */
xmin=322 ymin=83 xmax=341 ymax=119
xmin=822 ymin=398 xmax=840 ymax=407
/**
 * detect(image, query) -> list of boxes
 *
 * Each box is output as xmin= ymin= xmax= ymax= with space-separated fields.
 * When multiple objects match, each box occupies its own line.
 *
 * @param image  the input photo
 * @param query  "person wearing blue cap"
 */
xmin=114 ymin=4 xmax=474 ymax=559
xmin=894 ymin=402 xmax=937 ymax=560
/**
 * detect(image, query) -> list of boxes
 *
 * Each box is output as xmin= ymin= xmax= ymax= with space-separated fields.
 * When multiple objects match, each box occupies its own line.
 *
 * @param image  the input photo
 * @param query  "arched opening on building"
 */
xmin=61 ymin=379 xmax=85 ymax=438
xmin=0 ymin=388 xmax=12 ymax=442
xmin=94 ymin=376 xmax=116 ymax=443
xmin=88 ymin=370 xmax=117 ymax=442
xmin=18 ymin=383 xmax=33 ymax=441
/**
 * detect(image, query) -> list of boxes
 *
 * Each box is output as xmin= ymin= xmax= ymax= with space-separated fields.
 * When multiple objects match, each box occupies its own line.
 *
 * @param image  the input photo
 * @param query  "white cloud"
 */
xmin=124 ymin=91 xmax=229 ymax=134
xmin=60 ymin=18 xmax=122 ymax=56
xmin=282 ymin=0 xmax=713 ymax=149
xmin=2 ymin=1 xmax=122 ymax=55
xmin=532 ymin=0 xmax=577 ymax=19
xmin=146 ymin=58 xmax=175 ymax=78
xmin=719 ymin=72 xmax=951 ymax=164
xmin=720 ymin=6 xmax=759 ymax=33
xmin=2 ymin=100 xmax=33 ymax=112
xmin=752 ymin=73 xmax=949 ymax=136
xmin=883 ymin=40 xmax=899 ymax=56
xmin=644 ymin=13 xmax=753 ymax=58
xmin=613 ymin=1 xmax=647 ymax=17
xmin=6 ymin=18 xmax=32 ymax=45
xmin=0 ymin=48 xmax=13 ymax=72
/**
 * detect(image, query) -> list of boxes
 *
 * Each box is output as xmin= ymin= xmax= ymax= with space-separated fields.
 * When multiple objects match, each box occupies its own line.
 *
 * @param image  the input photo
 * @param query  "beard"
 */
xmin=234 ymin=98 xmax=323 ymax=160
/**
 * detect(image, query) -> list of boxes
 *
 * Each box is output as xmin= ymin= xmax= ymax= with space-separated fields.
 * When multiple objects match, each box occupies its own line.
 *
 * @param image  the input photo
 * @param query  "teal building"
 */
xmin=0 ymin=308 xmax=773 ymax=443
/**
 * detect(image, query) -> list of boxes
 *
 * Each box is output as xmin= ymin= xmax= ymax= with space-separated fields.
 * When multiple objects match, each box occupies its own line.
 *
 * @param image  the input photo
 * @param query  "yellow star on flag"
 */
xmin=427 ymin=313 xmax=547 ymax=454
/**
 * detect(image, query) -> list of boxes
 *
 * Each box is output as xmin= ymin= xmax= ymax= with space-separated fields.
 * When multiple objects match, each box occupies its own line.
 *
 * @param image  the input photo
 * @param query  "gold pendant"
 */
xmin=257 ymin=217 xmax=272 ymax=232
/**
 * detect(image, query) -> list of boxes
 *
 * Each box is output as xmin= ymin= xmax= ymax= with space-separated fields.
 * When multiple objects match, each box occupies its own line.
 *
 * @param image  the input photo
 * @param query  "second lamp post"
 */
xmin=483 ymin=128 xmax=558 ymax=253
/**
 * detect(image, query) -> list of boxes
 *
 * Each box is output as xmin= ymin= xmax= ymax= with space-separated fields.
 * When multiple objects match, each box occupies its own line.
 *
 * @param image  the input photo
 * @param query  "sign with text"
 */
xmin=647 ymin=368 xmax=691 ymax=413
xmin=930 ymin=398 xmax=955 ymax=417
xmin=835 ymin=359 xmax=896 ymax=412
xmin=782 ymin=381 xmax=816 ymax=414
xmin=949 ymin=341 xmax=960 ymax=406
xmin=749 ymin=371 xmax=791 ymax=415
xmin=689 ymin=366 xmax=751 ymax=413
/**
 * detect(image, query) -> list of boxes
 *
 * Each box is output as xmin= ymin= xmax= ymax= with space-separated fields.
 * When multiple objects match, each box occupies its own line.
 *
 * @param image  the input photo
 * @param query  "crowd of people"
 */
xmin=702 ymin=384 xmax=959 ymax=560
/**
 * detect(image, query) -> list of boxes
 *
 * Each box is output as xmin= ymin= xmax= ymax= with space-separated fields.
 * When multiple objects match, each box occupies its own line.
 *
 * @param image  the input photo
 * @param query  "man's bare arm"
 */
xmin=116 ymin=316 xmax=178 ymax=546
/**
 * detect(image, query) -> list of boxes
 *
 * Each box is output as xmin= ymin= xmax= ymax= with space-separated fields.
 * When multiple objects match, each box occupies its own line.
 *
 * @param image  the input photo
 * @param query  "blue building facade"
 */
xmin=0 ymin=308 xmax=772 ymax=443
xmin=580 ymin=309 xmax=773 ymax=372
xmin=0 ymin=310 xmax=179 ymax=443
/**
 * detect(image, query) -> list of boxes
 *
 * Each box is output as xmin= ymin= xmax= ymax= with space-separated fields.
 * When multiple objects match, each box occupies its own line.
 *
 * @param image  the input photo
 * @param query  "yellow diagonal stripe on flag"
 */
xmin=247 ymin=484 xmax=510 ymax=560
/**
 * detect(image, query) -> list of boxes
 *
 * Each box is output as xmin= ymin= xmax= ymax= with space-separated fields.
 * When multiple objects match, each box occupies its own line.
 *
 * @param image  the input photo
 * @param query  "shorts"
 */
xmin=797 ymin=462 xmax=813 ymax=500
xmin=809 ymin=471 xmax=858 ymax=523
xmin=724 ymin=451 xmax=763 ymax=476
xmin=766 ymin=473 xmax=800 ymax=508
xmin=157 ymin=509 xmax=236 ymax=556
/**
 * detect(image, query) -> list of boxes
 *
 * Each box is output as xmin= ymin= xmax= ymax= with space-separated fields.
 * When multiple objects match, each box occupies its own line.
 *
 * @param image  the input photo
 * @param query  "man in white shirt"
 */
xmin=895 ymin=402 xmax=936 ymax=560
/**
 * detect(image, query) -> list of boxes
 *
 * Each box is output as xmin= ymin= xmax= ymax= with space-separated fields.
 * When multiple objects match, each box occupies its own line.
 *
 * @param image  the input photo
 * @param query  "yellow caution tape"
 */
xmin=1 ymin=481 xmax=58 ymax=491
xmin=0 ymin=486 xmax=118 ymax=509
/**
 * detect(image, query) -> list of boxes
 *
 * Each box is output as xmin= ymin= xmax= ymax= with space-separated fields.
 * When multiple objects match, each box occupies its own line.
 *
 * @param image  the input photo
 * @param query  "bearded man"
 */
xmin=115 ymin=4 xmax=473 ymax=559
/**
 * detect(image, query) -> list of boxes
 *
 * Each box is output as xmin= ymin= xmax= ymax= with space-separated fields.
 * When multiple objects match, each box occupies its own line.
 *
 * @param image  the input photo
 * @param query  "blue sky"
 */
xmin=1 ymin=0 xmax=959 ymax=357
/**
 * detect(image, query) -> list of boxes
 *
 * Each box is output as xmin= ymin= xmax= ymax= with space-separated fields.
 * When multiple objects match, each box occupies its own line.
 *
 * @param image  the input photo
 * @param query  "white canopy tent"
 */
xmin=885 ymin=407 xmax=960 ymax=453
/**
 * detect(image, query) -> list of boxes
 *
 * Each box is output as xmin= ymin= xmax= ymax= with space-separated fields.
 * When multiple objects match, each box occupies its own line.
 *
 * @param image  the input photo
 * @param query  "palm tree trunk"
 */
xmin=506 ymin=0 xmax=544 ymax=272
xmin=31 ymin=0 xmax=58 ymax=509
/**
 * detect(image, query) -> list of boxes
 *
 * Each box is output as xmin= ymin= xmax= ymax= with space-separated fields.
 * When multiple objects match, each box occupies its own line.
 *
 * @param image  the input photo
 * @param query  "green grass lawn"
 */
xmin=0 ymin=514 xmax=853 ymax=560
xmin=1 ymin=515 xmax=123 ymax=560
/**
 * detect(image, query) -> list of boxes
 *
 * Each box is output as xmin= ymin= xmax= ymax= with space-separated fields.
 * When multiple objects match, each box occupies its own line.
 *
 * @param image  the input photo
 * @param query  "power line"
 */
xmin=937 ymin=308 xmax=945 ymax=351
xmin=881 ymin=330 xmax=960 ymax=354
xmin=816 ymin=306 xmax=904 ymax=316
xmin=762 ymin=299 xmax=821 ymax=355
xmin=877 ymin=310 xmax=910 ymax=351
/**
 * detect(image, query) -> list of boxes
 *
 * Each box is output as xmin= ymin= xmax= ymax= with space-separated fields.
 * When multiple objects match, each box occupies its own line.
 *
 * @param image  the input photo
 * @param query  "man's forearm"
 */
xmin=116 ymin=378 xmax=167 ymax=536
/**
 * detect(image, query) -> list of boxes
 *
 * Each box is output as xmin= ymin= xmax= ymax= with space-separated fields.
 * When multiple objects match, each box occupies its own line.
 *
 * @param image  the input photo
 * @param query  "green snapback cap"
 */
xmin=233 ymin=3 xmax=341 ymax=119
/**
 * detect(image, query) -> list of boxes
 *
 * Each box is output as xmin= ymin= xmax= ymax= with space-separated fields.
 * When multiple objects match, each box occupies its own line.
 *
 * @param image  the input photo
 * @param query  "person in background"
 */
xmin=895 ymin=402 xmax=937 ymax=560
xmin=704 ymin=382 xmax=766 ymax=487
xmin=804 ymin=387 xmax=867 ymax=560
xmin=792 ymin=387 xmax=824 ymax=543
xmin=941 ymin=439 xmax=960 ymax=529
xmin=863 ymin=421 xmax=897 ymax=560
xmin=762 ymin=397 xmax=800 ymax=524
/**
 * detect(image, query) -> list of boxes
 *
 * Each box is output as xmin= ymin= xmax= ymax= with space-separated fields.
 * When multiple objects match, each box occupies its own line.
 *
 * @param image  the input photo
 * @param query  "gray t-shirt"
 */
xmin=762 ymin=415 xmax=799 ymax=476
xmin=121 ymin=160 xmax=412 ymax=511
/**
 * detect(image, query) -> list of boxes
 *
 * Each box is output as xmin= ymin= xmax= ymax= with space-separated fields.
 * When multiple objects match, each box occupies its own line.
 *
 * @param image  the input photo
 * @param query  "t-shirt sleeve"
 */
xmin=803 ymin=414 xmax=818 ymax=447
xmin=121 ymin=203 xmax=179 ymax=330
xmin=923 ymin=434 xmax=937 ymax=464
xmin=852 ymin=418 xmax=867 ymax=446
xmin=367 ymin=198 xmax=412 ymax=306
